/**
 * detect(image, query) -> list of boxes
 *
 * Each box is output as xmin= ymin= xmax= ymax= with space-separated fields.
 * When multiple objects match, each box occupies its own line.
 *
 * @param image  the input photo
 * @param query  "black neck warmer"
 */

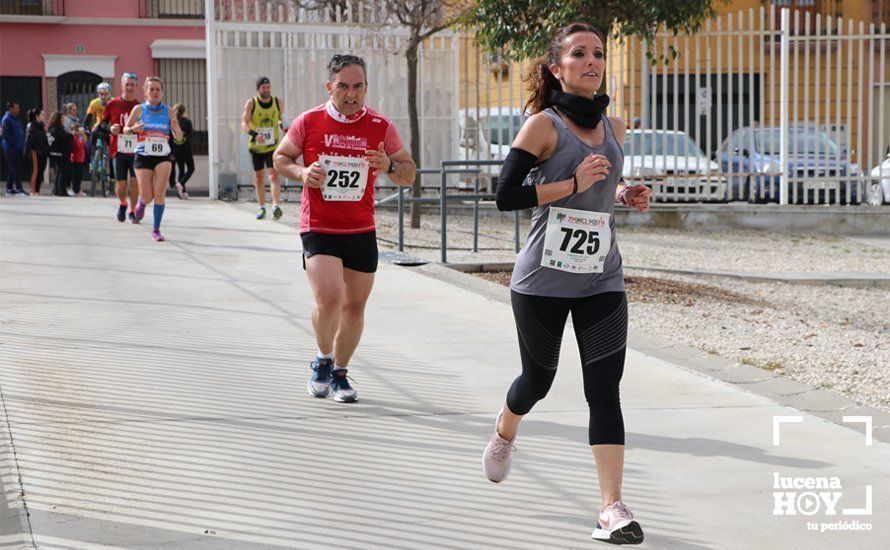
xmin=547 ymin=89 xmax=610 ymax=129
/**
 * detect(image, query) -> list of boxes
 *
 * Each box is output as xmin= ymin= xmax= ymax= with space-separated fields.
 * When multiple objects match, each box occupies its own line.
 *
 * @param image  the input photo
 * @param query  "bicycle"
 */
xmin=89 ymin=133 xmax=114 ymax=197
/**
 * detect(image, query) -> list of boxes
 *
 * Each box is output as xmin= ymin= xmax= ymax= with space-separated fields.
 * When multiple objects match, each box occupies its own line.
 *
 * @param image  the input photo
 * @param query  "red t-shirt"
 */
xmin=70 ymin=134 xmax=86 ymax=163
xmin=102 ymin=97 xmax=140 ymax=157
xmin=287 ymin=103 xmax=404 ymax=234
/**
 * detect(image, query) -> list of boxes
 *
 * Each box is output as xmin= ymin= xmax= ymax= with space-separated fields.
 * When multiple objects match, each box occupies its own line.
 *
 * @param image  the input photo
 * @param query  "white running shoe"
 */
xmin=482 ymin=409 xmax=515 ymax=483
xmin=591 ymin=500 xmax=644 ymax=545
xmin=66 ymin=188 xmax=75 ymax=196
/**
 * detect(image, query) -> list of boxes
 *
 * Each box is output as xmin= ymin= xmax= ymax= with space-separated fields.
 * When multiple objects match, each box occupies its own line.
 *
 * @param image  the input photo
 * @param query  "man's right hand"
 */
xmin=255 ymin=134 xmax=266 ymax=145
xmin=111 ymin=124 xmax=121 ymax=135
xmin=302 ymin=161 xmax=327 ymax=188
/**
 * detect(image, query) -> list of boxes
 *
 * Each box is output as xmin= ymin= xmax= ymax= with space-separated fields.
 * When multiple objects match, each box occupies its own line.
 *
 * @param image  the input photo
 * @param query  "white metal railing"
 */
xmin=206 ymin=0 xmax=457 ymax=198
xmin=608 ymin=6 xmax=889 ymax=205
xmin=459 ymin=6 xmax=889 ymax=205
xmin=206 ymin=3 xmax=890 ymax=205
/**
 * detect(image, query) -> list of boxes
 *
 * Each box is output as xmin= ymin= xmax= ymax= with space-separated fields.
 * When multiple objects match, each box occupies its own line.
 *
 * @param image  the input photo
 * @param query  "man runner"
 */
xmin=242 ymin=77 xmax=285 ymax=220
xmin=103 ymin=73 xmax=141 ymax=223
xmin=273 ymin=54 xmax=416 ymax=403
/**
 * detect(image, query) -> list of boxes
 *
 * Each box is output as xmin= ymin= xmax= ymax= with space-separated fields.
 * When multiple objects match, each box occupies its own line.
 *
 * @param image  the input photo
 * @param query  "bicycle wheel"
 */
xmin=90 ymin=148 xmax=103 ymax=197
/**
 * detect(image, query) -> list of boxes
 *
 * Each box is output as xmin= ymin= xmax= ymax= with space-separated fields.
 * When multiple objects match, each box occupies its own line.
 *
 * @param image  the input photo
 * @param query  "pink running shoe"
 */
xmin=151 ymin=230 xmax=165 ymax=242
xmin=134 ymin=200 xmax=146 ymax=221
xmin=482 ymin=409 xmax=515 ymax=483
xmin=591 ymin=500 xmax=644 ymax=545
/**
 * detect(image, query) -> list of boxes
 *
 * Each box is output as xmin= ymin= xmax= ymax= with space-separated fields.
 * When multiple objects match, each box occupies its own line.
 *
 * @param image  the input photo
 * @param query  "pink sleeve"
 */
xmin=383 ymin=122 xmax=404 ymax=156
xmin=286 ymin=112 xmax=306 ymax=149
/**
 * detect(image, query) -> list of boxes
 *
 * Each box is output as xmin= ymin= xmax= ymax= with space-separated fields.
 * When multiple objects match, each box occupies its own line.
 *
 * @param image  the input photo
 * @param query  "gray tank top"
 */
xmin=510 ymin=108 xmax=625 ymax=298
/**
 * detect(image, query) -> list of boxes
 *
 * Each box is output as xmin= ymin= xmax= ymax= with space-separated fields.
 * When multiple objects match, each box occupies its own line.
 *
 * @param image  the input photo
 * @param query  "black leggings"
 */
xmin=50 ymin=156 xmax=71 ymax=196
xmin=169 ymin=152 xmax=195 ymax=191
xmin=507 ymin=290 xmax=628 ymax=445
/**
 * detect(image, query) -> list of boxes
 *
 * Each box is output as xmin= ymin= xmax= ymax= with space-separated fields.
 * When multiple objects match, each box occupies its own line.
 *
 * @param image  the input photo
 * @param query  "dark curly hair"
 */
xmin=524 ymin=23 xmax=606 ymax=114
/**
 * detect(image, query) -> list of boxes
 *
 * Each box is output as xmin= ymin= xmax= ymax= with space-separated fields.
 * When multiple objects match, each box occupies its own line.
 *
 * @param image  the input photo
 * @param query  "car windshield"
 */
xmin=483 ymin=114 xmax=525 ymax=146
xmin=753 ymin=129 xmax=840 ymax=155
xmin=625 ymin=132 xmax=706 ymax=157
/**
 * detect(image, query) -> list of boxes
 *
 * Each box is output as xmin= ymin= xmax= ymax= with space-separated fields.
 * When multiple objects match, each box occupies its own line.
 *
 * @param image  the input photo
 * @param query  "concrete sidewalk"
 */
xmin=0 ymin=197 xmax=888 ymax=549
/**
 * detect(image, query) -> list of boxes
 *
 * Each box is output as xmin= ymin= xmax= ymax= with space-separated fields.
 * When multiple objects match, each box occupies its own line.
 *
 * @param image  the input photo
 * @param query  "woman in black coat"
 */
xmin=24 ymin=109 xmax=49 ymax=196
xmin=47 ymin=111 xmax=72 ymax=197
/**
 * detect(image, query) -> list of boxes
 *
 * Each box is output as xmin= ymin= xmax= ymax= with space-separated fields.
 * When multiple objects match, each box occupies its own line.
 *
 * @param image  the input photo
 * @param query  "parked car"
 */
xmin=868 ymin=154 xmax=890 ymax=206
xmin=458 ymin=108 xmax=527 ymax=184
xmin=623 ymin=130 xmax=726 ymax=202
xmin=715 ymin=126 xmax=862 ymax=204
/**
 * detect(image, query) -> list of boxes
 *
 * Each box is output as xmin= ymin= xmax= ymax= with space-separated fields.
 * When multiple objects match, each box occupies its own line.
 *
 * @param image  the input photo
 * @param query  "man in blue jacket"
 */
xmin=2 ymin=101 xmax=26 ymax=195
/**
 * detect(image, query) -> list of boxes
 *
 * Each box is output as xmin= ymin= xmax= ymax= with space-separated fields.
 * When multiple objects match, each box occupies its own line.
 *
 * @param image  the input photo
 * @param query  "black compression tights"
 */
xmin=506 ymin=290 xmax=628 ymax=445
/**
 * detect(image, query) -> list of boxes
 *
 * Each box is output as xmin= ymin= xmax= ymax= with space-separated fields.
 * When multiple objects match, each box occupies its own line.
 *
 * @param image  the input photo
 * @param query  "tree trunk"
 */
xmin=406 ymin=38 xmax=423 ymax=229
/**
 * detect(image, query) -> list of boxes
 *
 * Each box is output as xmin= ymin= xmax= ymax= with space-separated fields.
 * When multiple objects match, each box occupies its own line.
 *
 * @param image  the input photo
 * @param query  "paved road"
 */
xmin=1 ymin=197 xmax=888 ymax=549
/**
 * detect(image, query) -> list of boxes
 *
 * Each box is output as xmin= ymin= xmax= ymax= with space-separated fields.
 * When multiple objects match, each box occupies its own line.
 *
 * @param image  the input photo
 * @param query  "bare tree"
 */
xmin=301 ymin=0 xmax=471 ymax=228
xmin=387 ymin=1 xmax=471 ymax=228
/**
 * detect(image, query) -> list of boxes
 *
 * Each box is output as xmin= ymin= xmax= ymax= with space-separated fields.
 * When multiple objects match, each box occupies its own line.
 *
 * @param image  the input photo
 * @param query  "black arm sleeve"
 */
xmin=495 ymin=147 xmax=539 ymax=212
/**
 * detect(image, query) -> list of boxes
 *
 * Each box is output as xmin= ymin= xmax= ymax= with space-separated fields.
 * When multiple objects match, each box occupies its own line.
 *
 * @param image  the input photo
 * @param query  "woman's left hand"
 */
xmin=625 ymin=184 xmax=652 ymax=212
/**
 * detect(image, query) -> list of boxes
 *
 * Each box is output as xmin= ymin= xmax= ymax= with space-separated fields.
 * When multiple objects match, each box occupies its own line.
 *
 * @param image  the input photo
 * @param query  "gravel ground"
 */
xmin=233 ymin=200 xmax=890 ymax=411
xmin=476 ymin=269 xmax=890 ymax=412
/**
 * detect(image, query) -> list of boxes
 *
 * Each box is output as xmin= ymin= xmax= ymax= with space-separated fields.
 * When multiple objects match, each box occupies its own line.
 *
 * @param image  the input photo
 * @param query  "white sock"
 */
xmin=333 ymin=363 xmax=346 ymax=372
xmin=273 ymin=203 xmax=279 ymax=209
xmin=317 ymin=351 xmax=333 ymax=361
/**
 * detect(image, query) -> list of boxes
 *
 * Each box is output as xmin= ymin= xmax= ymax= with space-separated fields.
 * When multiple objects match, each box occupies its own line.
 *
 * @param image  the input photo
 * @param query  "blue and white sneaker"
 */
xmin=330 ymin=369 xmax=358 ymax=403
xmin=307 ymin=358 xmax=333 ymax=398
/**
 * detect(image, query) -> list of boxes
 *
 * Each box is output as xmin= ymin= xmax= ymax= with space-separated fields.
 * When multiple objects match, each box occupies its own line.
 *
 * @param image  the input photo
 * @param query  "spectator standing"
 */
xmin=2 ymin=101 xmax=26 ymax=196
xmin=62 ymin=103 xmax=79 ymax=134
xmin=70 ymin=126 xmax=87 ymax=196
xmin=24 ymin=109 xmax=49 ymax=196
xmin=47 ymin=112 xmax=72 ymax=197
xmin=168 ymin=103 xmax=195 ymax=199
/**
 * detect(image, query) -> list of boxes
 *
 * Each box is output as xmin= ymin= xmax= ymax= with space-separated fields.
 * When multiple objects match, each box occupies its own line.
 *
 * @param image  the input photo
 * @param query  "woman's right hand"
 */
xmin=574 ymin=154 xmax=612 ymax=193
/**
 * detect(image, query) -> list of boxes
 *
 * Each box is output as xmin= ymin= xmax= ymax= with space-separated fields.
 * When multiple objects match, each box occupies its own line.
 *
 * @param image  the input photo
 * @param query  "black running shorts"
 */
xmin=301 ymin=231 xmax=378 ymax=273
xmin=113 ymin=154 xmax=136 ymax=181
xmin=134 ymin=154 xmax=172 ymax=171
xmin=251 ymin=151 xmax=274 ymax=172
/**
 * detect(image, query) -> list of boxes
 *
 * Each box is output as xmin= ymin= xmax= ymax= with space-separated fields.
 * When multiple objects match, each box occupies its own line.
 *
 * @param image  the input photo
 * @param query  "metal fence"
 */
xmin=206 ymin=0 xmax=458 ymax=196
xmin=158 ymin=58 xmax=209 ymax=154
xmin=608 ymin=6 xmax=889 ymax=205
xmin=0 ymin=0 xmax=62 ymax=15
xmin=142 ymin=0 xmax=204 ymax=18
xmin=459 ymin=6 xmax=890 ymax=206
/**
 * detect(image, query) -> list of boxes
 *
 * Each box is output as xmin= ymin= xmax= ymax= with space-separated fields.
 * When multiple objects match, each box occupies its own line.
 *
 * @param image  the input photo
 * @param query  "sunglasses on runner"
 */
xmin=122 ymin=72 xmax=138 ymax=80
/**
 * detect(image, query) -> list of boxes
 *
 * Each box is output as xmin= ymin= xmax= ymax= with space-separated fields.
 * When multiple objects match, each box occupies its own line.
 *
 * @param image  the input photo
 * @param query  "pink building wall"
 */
xmin=1 ymin=25 xmax=203 ymax=92
xmin=64 ymin=0 xmax=143 ymax=18
xmin=0 ymin=0 xmax=205 ymax=105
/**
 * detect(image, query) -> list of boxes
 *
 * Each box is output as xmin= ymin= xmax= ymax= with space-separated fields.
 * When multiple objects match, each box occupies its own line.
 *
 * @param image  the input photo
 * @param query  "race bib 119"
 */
xmin=256 ymin=127 xmax=275 ymax=144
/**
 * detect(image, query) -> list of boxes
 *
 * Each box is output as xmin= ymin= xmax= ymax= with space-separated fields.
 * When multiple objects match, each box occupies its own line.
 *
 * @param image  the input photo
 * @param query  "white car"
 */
xmin=458 ymin=107 xmax=526 ymax=184
xmin=868 ymin=154 xmax=890 ymax=206
xmin=623 ymin=130 xmax=727 ymax=202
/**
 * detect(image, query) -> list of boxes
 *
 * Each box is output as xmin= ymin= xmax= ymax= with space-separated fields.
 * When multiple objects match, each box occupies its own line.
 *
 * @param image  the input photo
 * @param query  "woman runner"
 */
xmin=482 ymin=23 xmax=652 ymax=545
xmin=125 ymin=77 xmax=182 ymax=241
